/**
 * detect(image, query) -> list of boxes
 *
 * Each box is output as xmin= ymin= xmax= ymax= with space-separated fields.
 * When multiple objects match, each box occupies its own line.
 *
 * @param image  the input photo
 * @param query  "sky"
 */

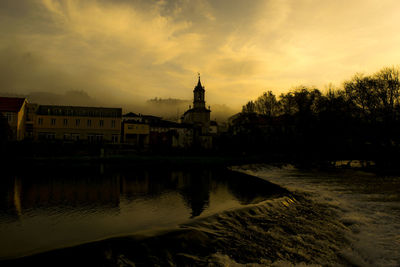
xmin=1 ymin=0 xmax=400 ymax=112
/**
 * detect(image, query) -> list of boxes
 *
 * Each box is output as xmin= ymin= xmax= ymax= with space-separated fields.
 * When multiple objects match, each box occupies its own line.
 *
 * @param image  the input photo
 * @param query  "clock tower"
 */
xmin=193 ymin=73 xmax=205 ymax=109
xmin=182 ymin=73 xmax=211 ymax=135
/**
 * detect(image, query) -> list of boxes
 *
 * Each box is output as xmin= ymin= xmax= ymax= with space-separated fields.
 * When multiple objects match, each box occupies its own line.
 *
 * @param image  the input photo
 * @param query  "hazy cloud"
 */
xmin=1 ymin=0 xmax=400 ymax=113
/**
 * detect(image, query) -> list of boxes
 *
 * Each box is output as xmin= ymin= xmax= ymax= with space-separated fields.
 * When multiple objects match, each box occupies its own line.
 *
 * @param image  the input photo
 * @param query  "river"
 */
xmin=235 ymin=163 xmax=400 ymax=267
xmin=0 ymin=163 xmax=399 ymax=266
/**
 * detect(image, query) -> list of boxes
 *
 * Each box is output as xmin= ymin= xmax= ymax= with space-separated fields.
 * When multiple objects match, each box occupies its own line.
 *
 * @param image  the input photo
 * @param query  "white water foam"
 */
xmin=233 ymin=164 xmax=400 ymax=267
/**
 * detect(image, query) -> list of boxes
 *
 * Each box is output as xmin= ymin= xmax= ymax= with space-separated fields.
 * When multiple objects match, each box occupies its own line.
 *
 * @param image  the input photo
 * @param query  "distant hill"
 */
xmin=0 ymin=90 xmax=103 ymax=107
xmin=147 ymin=97 xmax=191 ymax=106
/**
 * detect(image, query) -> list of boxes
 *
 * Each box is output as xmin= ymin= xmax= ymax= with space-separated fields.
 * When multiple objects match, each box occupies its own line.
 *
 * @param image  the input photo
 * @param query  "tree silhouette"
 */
xmin=242 ymin=100 xmax=256 ymax=114
xmin=229 ymin=66 xmax=400 ymax=161
xmin=254 ymin=91 xmax=280 ymax=116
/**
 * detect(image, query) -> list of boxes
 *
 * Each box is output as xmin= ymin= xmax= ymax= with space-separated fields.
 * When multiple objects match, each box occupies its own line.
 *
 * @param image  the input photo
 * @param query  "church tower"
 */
xmin=193 ymin=74 xmax=205 ymax=109
xmin=182 ymin=73 xmax=211 ymax=135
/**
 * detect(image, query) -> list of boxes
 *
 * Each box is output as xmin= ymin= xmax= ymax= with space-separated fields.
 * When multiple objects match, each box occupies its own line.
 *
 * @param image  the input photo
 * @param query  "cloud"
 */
xmin=212 ymin=58 xmax=261 ymax=78
xmin=2 ymin=0 xmax=400 ymax=113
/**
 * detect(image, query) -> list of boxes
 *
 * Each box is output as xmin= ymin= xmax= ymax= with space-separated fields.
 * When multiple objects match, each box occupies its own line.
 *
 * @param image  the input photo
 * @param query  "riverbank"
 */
xmin=2 ymin=141 xmax=400 ymax=174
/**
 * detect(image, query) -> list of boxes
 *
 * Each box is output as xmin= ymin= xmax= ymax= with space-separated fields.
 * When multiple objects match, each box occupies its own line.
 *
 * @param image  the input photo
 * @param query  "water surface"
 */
xmin=4 ymin=163 xmax=398 ymax=266
xmin=0 ymin=165 xmax=286 ymax=259
xmin=237 ymin=164 xmax=400 ymax=267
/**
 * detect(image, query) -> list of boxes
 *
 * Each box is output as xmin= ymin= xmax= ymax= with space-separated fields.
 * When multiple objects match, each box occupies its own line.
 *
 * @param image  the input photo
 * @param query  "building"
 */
xmin=33 ymin=105 xmax=122 ymax=143
xmin=0 ymin=97 xmax=28 ymax=141
xmin=182 ymin=75 xmax=211 ymax=134
xmin=209 ymin=120 xmax=218 ymax=134
xmin=149 ymin=119 xmax=193 ymax=149
xmin=181 ymin=75 xmax=213 ymax=148
xmin=122 ymin=113 xmax=150 ymax=147
xmin=122 ymin=113 xmax=193 ymax=149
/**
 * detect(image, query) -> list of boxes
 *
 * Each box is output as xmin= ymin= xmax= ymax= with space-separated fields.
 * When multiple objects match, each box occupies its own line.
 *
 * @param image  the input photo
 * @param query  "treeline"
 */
xmin=147 ymin=97 xmax=190 ymax=106
xmin=222 ymin=66 xmax=400 ymax=162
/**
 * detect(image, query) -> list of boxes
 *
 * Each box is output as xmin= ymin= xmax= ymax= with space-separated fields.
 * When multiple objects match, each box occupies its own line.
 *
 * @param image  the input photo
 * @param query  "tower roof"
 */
xmin=194 ymin=73 xmax=204 ymax=91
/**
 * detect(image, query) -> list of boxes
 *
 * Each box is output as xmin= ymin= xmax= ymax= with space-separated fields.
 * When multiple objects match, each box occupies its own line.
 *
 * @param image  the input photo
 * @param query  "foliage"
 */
xmin=232 ymin=66 xmax=400 ymax=160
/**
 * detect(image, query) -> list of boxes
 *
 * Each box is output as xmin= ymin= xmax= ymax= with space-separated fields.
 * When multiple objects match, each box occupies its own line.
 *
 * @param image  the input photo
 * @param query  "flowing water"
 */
xmin=234 ymin=164 xmax=400 ymax=267
xmin=0 ymin=163 xmax=399 ymax=266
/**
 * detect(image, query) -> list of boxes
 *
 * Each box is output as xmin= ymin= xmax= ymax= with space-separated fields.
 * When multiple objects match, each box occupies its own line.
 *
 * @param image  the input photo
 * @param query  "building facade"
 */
xmin=32 ymin=105 xmax=122 ymax=143
xmin=122 ymin=113 xmax=150 ymax=147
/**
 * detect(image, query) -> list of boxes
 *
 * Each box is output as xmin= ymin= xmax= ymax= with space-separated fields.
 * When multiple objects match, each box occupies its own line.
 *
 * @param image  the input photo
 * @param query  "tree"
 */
xmin=279 ymin=92 xmax=297 ymax=115
xmin=373 ymin=66 xmax=400 ymax=119
xmin=254 ymin=91 xmax=280 ymax=116
xmin=242 ymin=101 xmax=256 ymax=114
xmin=344 ymin=73 xmax=379 ymax=118
xmin=278 ymin=86 xmax=322 ymax=116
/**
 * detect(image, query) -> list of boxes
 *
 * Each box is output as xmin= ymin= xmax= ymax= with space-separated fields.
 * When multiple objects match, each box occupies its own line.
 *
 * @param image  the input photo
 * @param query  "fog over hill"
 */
xmin=0 ymin=90 xmax=236 ymax=122
xmin=145 ymin=97 xmax=235 ymax=122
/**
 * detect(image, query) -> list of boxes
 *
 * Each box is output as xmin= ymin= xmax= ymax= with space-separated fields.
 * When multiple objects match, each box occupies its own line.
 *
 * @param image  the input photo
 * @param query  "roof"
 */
xmin=150 ymin=119 xmax=181 ymax=128
xmin=0 ymin=97 xmax=26 ymax=112
xmin=183 ymin=107 xmax=211 ymax=116
xmin=141 ymin=115 xmax=161 ymax=120
xmin=122 ymin=120 xmax=147 ymax=125
xmin=36 ymin=105 xmax=122 ymax=117
xmin=194 ymin=75 xmax=205 ymax=92
xmin=123 ymin=112 xmax=138 ymax=117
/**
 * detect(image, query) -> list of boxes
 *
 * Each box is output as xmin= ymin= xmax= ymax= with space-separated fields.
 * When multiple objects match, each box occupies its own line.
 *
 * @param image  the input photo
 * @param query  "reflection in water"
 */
xmin=179 ymin=171 xmax=211 ymax=217
xmin=13 ymin=178 xmax=22 ymax=217
xmin=2 ymin=168 xmax=283 ymax=220
xmin=0 ymin=165 xmax=286 ymax=259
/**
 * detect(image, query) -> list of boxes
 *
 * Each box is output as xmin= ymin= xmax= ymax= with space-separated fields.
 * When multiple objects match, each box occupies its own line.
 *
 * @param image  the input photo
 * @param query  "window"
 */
xmin=63 ymin=119 xmax=68 ymax=126
xmin=87 ymin=134 xmax=94 ymax=143
xmin=87 ymin=119 xmax=92 ymax=127
xmin=111 ymin=120 xmax=116 ymax=128
xmin=47 ymin=133 xmax=56 ymax=140
xmin=99 ymin=120 xmax=104 ymax=127
xmin=96 ymin=135 xmax=103 ymax=142
xmin=63 ymin=133 xmax=70 ymax=140
xmin=51 ymin=118 xmax=56 ymax=126
xmin=112 ymin=135 xmax=119 ymax=143
xmin=76 ymin=119 xmax=80 ymax=126
xmin=38 ymin=118 xmax=43 ymax=125
xmin=72 ymin=133 xmax=80 ymax=141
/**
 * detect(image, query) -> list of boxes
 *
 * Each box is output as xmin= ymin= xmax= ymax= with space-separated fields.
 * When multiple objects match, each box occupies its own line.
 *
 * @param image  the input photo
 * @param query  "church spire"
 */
xmin=197 ymin=72 xmax=202 ymax=87
xmin=195 ymin=72 xmax=203 ymax=89
xmin=193 ymin=73 xmax=205 ymax=109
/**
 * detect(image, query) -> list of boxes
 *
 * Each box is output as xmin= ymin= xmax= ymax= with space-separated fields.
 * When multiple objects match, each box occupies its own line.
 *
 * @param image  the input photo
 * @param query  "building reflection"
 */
xmin=0 ymin=167 xmax=284 ymax=221
xmin=5 ymin=175 xmax=121 ymax=217
xmin=119 ymin=169 xmax=211 ymax=218
xmin=175 ymin=171 xmax=211 ymax=218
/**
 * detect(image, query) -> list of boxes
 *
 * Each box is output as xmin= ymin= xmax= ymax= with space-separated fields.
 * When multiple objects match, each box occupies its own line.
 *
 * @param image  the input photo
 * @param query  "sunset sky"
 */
xmin=2 ymin=0 xmax=400 ymax=110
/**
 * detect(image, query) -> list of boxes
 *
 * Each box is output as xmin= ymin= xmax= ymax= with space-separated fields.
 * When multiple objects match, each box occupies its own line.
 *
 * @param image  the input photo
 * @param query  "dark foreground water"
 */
xmin=1 ymin=164 xmax=399 ymax=266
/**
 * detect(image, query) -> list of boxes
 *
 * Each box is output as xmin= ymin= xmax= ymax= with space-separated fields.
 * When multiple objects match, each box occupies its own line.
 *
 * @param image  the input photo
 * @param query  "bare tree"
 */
xmin=373 ymin=66 xmax=400 ymax=116
xmin=344 ymin=73 xmax=379 ymax=117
